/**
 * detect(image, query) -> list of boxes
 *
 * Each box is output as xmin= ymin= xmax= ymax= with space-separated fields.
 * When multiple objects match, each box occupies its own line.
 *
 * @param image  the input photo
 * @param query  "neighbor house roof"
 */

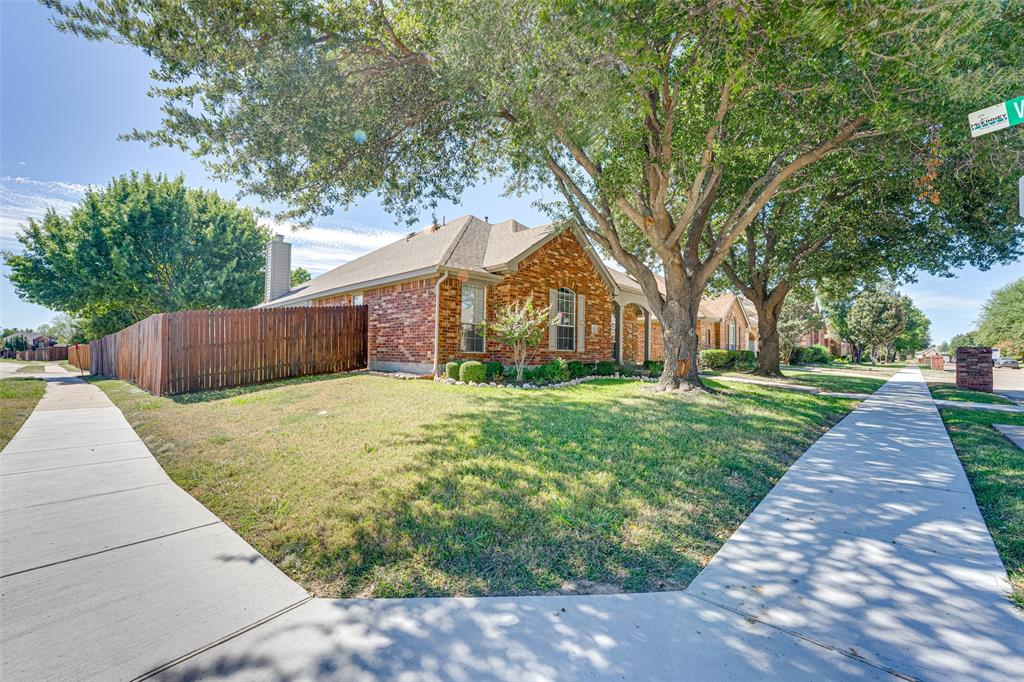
xmin=262 ymin=215 xmax=615 ymax=307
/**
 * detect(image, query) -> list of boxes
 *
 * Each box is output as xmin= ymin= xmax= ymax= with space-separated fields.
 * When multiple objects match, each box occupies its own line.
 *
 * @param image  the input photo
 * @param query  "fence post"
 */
xmin=159 ymin=312 xmax=170 ymax=396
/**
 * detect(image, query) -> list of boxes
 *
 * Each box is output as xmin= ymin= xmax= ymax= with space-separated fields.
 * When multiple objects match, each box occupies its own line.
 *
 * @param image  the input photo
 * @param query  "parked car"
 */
xmin=994 ymin=357 xmax=1019 ymax=368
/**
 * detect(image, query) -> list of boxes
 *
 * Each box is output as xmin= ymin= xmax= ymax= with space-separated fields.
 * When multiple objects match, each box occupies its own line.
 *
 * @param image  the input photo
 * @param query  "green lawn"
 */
xmin=0 ymin=378 xmax=46 ymax=449
xmin=930 ymin=385 xmax=1014 ymax=405
xmin=706 ymin=367 xmax=888 ymax=395
xmin=938 ymin=406 xmax=1024 ymax=609
xmin=16 ymin=364 xmax=46 ymax=374
xmin=91 ymin=373 xmax=857 ymax=598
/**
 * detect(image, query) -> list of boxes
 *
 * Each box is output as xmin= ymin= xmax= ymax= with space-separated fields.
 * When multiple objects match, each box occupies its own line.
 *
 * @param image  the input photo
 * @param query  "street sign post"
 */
xmin=1019 ymin=175 xmax=1023 ymax=219
xmin=968 ymin=96 xmax=1024 ymax=137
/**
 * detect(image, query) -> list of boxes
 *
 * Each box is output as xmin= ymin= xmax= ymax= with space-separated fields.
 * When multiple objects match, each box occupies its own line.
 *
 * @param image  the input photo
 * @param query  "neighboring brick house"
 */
xmin=610 ymin=270 xmax=757 ymax=365
xmin=260 ymin=215 xmax=757 ymax=373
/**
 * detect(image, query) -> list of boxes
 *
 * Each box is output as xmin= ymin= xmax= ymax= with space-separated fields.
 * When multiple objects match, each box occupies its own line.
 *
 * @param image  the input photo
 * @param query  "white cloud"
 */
xmin=900 ymin=287 xmax=984 ymax=311
xmin=258 ymin=216 xmax=405 ymax=274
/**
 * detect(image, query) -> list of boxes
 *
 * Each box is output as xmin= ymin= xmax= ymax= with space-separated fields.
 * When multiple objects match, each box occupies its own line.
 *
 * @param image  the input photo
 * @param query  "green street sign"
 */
xmin=969 ymin=96 xmax=1024 ymax=137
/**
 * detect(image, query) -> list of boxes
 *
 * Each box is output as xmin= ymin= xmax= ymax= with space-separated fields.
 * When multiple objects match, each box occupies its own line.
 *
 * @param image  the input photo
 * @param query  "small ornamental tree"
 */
xmin=291 ymin=267 xmax=312 ymax=287
xmin=847 ymin=289 xmax=907 ymax=363
xmin=484 ymin=297 xmax=550 ymax=383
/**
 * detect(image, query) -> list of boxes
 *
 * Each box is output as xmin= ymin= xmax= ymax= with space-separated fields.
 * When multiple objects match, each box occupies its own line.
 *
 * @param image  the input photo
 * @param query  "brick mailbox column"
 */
xmin=956 ymin=346 xmax=993 ymax=392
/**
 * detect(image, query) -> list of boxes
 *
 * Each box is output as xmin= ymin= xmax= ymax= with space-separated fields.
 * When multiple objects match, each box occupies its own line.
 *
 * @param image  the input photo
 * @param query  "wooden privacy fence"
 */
xmin=16 ymin=346 xmax=68 ymax=362
xmin=68 ymin=344 xmax=90 ymax=370
xmin=90 ymin=306 xmax=368 ymax=396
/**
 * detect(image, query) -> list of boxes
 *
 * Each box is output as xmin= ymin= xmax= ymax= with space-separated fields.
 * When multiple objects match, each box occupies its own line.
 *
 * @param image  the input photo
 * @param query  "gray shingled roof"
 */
xmin=264 ymin=215 xmax=567 ymax=306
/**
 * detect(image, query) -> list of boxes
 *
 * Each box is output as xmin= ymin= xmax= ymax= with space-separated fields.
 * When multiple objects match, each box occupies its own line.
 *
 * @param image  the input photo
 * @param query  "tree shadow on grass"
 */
xmin=284 ymin=381 xmax=853 ymax=598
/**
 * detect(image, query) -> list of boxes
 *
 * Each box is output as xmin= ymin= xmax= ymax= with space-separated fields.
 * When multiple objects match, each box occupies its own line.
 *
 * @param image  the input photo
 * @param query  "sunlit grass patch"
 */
xmin=93 ymin=373 xmax=856 ymax=598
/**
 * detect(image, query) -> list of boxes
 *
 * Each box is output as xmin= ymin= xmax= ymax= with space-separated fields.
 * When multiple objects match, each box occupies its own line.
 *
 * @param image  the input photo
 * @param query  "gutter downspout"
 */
xmin=432 ymin=271 xmax=450 ymax=377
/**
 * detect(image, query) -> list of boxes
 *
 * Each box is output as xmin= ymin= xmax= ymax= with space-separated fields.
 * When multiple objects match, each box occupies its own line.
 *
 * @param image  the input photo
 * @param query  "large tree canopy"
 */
xmin=976 ymin=277 xmax=1024 ymax=357
xmin=3 ymin=173 xmax=269 ymax=338
xmin=47 ymin=0 xmax=1024 ymax=387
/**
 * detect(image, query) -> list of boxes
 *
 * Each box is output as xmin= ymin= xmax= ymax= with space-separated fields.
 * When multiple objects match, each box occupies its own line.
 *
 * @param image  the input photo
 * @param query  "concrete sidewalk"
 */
xmin=3 ymin=368 xmax=1021 ymax=681
xmin=0 ymin=372 xmax=308 ymax=681
xmin=689 ymin=366 xmax=1024 ymax=680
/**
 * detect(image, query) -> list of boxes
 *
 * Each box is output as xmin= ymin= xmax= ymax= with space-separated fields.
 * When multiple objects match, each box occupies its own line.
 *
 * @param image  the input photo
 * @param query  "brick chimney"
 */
xmin=264 ymin=234 xmax=292 ymax=303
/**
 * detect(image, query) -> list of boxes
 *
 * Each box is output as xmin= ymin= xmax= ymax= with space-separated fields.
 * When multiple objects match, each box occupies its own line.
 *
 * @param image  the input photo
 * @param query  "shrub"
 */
xmin=445 ymin=361 xmax=462 ymax=379
xmin=795 ymin=344 xmax=832 ymax=365
xmin=699 ymin=349 xmax=730 ymax=369
xmin=567 ymin=360 xmax=589 ymax=379
xmin=503 ymin=365 xmax=519 ymax=383
xmin=459 ymin=360 xmax=486 ymax=383
xmin=618 ymin=364 xmax=637 ymax=377
xmin=595 ymin=360 xmax=616 ymax=376
xmin=484 ymin=361 xmax=504 ymax=382
xmin=728 ymin=350 xmax=757 ymax=369
xmin=536 ymin=358 xmax=569 ymax=383
xmin=834 ymin=356 xmax=850 ymax=365
xmin=645 ymin=360 xmax=664 ymax=376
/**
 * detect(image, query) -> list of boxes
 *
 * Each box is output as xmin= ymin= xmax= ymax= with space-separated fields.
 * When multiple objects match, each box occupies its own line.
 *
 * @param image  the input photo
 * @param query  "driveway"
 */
xmin=2 ymin=367 xmax=1021 ymax=680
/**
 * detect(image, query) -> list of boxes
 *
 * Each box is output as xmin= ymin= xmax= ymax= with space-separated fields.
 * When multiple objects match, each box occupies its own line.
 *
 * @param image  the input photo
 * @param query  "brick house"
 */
xmin=261 ymin=216 xmax=757 ymax=374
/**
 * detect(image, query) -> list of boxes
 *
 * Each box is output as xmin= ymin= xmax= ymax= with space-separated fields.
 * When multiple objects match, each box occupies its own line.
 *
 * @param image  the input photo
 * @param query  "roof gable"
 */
xmin=262 ymin=216 xmax=617 ymax=307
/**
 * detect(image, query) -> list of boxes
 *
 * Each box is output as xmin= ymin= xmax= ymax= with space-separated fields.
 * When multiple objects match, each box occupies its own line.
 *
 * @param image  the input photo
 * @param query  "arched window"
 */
xmin=556 ymin=287 xmax=576 ymax=351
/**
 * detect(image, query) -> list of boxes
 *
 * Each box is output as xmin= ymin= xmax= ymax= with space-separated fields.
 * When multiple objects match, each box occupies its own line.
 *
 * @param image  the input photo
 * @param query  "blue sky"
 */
xmin=1 ymin=0 xmax=1020 ymax=343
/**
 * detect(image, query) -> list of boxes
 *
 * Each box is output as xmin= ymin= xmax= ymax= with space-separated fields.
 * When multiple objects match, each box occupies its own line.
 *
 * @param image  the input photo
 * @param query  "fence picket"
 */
xmin=86 ymin=306 xmax=367 ymax=396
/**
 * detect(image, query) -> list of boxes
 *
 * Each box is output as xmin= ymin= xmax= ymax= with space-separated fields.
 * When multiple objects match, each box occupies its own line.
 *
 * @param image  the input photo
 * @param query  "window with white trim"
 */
xmin=728 ymin=318 xmax=737 ymax=350
xmin=556 ymin=287 xmax=576 ymax=351
xmin=460 ymin=283 xmax=486 ymax=353
xmin=353 ymin=294 xmax=364 ymax=305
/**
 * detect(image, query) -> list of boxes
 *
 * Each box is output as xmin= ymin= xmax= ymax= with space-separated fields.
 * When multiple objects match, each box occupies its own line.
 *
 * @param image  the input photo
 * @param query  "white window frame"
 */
xmin=353 ymin=293 xmax=364 ymax=305
xmin=728 ymin=318 xmax=737 ymax=350
xmin=556 ymin=287 xmax=576 ymax=352
xmin=460 ymin=282 xmax=486 ymax=353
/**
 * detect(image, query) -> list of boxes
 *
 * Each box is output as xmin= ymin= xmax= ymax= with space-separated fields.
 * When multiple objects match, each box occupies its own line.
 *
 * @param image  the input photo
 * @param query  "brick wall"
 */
xmin=650 ymin=320 xmax=664 ymax=360
xmin=621 ymin=304 xmax=646 ymax=364
xmin=929 ymin=355 xmax=944 ymax=371
xmin=956 ymin=347 xmax=993 ymax=392
xmin=439 ymin=231 xmax=614 ymax=367
xmin=366 ymin=279 xmax=437 ymax=371
xmin=720 ymin=300 xmax=750 ymax=350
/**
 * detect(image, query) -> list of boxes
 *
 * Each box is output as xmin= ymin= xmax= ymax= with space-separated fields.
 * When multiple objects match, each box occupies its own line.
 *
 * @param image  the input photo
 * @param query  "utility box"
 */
xmin=956 ymin=347 xmax=993 ymax=392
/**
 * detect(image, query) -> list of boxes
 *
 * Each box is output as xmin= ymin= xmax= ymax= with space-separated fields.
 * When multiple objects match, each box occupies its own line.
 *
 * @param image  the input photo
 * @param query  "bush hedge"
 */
xmin=484 ymin=361 xmax=504 ymax=381
xmin=459 ymin=360 xmax=486 ymax=383
xmin=645 ymin=360 xmax=664 ymax=376
xmin=700 ymin=349 xmax=756 ymax=370
xmin=794 ymin=344 xmax=832 ymax=365
xmin=567 ymin=360 xmax=590 ymax=379
xmin=445 ymin=361 xmax=462 ymax=379
xmin=595 ymin=360 xmax=616 ymax=376
xmin=699 ymin=349 xmax=731 ymax=369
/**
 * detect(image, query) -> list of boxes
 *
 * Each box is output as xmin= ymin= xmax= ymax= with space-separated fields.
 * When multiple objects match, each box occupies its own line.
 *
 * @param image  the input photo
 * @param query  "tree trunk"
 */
xmin=753 ymin=304 xmax=783 ymax=377
xmin=655 ymin=291 xmax=702 ymax=391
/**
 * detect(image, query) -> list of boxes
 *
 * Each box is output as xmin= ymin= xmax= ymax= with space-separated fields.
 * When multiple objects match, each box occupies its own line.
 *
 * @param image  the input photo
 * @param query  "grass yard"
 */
xmin=938 ymin=406 xmax=1024 ymax=609
xmin=92 ymin=373 xmax=857 ymax=599
xmin=707 ymin=366 xmax=891 ymax=395
xmin=0 ymin=378 xmax=45 ymax=449
xmin=16 ymin=364 xmax=46 ymax=374
xmin=930 ymin=385 xmax=1014 ymax=405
